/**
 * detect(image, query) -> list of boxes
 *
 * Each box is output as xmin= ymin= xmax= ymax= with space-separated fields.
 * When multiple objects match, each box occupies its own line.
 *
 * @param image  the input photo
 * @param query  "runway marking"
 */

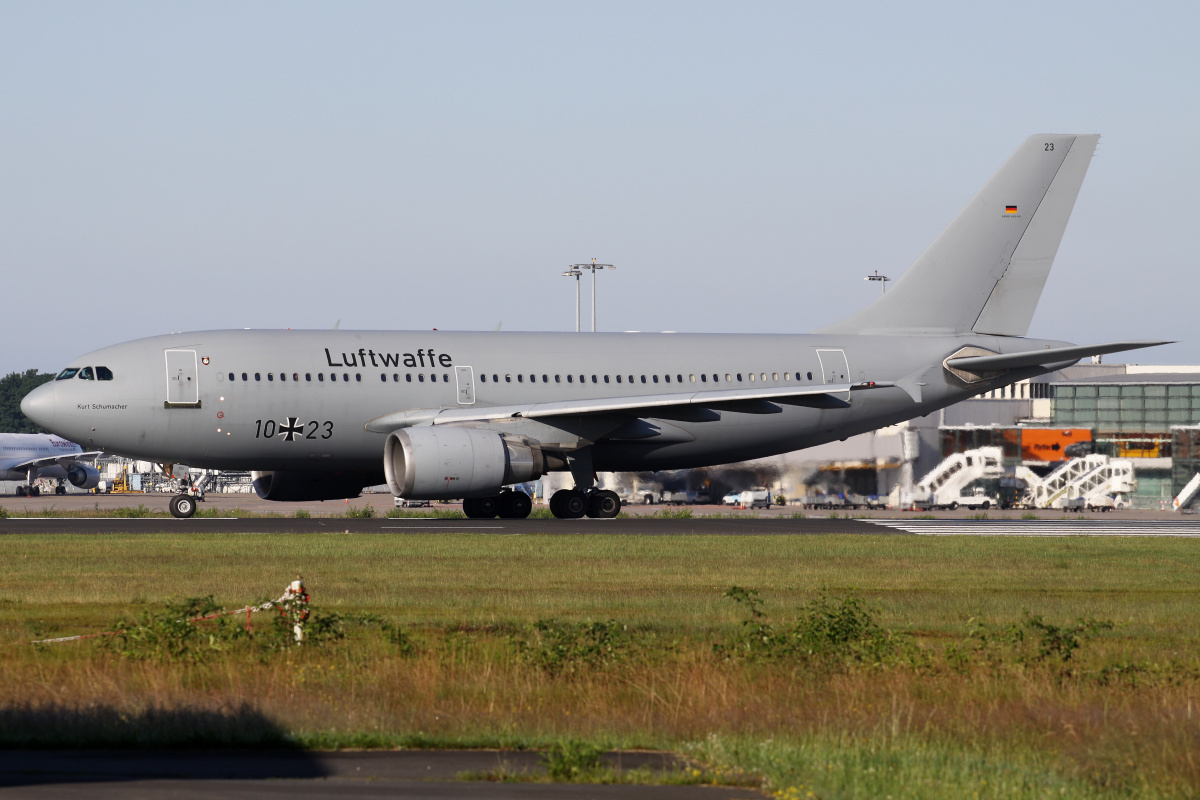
xmin=871 ymin=520 xmax=1200 ymax=537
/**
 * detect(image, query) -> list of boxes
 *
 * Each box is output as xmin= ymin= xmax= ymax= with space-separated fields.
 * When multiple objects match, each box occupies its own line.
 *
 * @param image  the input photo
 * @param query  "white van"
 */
xmin=738 ymin=488 xmax=771 ymax=509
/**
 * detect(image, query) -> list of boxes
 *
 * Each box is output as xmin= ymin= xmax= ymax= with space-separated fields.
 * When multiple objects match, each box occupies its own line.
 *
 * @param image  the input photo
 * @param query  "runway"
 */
xmin=3 ymin=516 xmax=1200 ymax=536
xmin=0 ymin=516 xmax=880 ymax=535
xmin=872 ymin=519 xmax=1200 ymax=536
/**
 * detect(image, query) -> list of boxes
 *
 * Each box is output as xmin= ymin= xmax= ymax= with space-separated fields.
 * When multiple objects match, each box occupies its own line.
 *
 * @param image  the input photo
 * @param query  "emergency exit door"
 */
xmin=455 ymin=366 xmax=475 ymax=405
xmin=815 ymin=349 xmax=849 ymax=384
xmin=164 ymin=349 xmax=200 ymax=407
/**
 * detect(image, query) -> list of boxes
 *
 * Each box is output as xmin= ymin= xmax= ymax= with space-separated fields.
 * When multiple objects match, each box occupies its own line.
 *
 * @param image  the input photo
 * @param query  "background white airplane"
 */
xmin=0 ymin=432 xmax=101 ymax=496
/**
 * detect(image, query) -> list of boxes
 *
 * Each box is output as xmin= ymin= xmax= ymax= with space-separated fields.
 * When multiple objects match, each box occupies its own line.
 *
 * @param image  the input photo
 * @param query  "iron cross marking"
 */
xmin=278 ymin=417 xmax=304 ymax=442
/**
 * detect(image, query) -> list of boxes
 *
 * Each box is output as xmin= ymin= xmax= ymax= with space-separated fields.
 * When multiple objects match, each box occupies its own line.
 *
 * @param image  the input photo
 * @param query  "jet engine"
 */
xmin=251 ymin=470 xmax=379 ymax=501
xmin=66 ymin=464 xmax=100 ymax=490
xmin=384 ymin=427 xmax=558 ymax=500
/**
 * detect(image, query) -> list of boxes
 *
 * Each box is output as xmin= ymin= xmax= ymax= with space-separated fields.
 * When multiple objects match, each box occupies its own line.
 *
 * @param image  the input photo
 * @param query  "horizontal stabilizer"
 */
xmin=945 ymin=340 xmax=1171 ymax=373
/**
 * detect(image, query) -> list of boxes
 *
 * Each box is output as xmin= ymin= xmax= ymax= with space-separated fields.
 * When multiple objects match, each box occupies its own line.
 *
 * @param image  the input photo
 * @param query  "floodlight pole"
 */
xmin=561 ymin=266 xmax=583 ymax=331
xmin=865 ymin=270 xmax=891 ymax=296
xmin=569 ymin=259 xmax=614 ymax=332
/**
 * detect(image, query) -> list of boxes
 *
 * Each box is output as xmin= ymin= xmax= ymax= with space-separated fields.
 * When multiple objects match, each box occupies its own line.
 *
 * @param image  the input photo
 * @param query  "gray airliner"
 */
xmin=22 ymin=134 xmax=1167 ymax=518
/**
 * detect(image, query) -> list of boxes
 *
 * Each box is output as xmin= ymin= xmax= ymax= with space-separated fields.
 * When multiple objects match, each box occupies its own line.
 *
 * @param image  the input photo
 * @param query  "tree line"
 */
xmin=0 ymin=370 xmax=56 ymax=433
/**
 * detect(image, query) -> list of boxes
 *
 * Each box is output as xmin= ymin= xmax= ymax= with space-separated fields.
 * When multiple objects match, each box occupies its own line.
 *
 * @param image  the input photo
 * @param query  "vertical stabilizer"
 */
xmin=821 ymin=134 xmax=1099 ymax=336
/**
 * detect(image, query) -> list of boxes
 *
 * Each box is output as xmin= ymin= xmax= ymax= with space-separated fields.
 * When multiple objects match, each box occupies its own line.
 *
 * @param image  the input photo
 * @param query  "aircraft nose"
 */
xmin=21 ymin=382 xmax=56 ymax=429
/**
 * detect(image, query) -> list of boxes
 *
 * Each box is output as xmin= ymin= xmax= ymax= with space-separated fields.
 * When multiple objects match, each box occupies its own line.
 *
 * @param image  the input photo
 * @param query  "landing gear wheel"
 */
xmin=473 ymin=495 xmax=500 ymax=518
xmin=551 ymin=489 xmax=587 ymax=519
xmin=29 ymin=486 xmax=40 ymax=497
xmin=586 ymin=490 xmax=621 ymax=519
xmin=463 ymin=498 xmax=489 ymax=518
xmin=55 ymin=485 xmax=66 ymax=495
xmin=170 ymin=494 xmax=197 ymax=518
xmin=498 ymin=490 xmax=532 ymax=519
xmin=16 ymin=486 xmax=26 ymax=497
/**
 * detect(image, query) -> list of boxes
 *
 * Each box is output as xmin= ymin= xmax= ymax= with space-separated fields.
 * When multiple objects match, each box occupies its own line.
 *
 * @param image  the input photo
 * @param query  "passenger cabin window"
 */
xmin=228 ymin=373 xmax=235 ymax=381
xmin=268 ymin=373 xmax=274 ymax=381
xmin=96 ymin=366 xmax=114 ymax=381
xmin=56 ymin=368 xmax=80 ymax=381
xmin=79 ymin=367 xmax=95 ymax=380
xmin=318 ymin=373 xmax=324 ymax=382
xmin=255 ymin=373 xmax=261 ymax=381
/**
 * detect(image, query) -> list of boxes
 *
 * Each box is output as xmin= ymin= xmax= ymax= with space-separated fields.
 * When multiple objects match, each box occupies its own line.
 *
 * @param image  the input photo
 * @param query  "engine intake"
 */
xmin=66 ymin=464 xmax=100 ymax=490
xmin=384 ymin=427 xmax=552 ymax=500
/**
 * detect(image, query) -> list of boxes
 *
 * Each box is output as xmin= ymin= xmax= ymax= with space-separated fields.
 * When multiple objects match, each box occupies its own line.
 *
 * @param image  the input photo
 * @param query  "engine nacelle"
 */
xmin=251 ymin=470 xmax=379 ymax=501
xmin=66 ymin=464 xmax=100 ymax=490
xmin=384 ymin=427 xmax=551 ymax=500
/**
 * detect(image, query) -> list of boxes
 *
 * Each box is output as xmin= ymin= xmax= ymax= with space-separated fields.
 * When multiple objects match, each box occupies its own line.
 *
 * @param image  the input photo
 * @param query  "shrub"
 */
xmin=518 ymin=619 xmax=629 ymax=675
xmin=293 ymin=509 xmax=311 ymax=519
xmin=541 ymin=739 xmax=604 ymax=780
xmin=343 ymin=504 xmax=376 ymax=519
xmin=108 ymin=596 xmax=244 ymax=662
xmin=719 ymin=586 xmax=899 ymax=665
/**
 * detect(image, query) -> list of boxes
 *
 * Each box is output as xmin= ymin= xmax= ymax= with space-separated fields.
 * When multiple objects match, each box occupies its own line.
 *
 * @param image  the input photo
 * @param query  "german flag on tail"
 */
xmin=1005 ymin=205 xmax=1018 ymax=214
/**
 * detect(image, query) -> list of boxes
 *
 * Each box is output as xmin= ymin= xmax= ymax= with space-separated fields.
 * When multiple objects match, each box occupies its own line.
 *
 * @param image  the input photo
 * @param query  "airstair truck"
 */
xmin=1015 ymin=454 xmax=1135 ymax=511
xmin=1173 ymin=473 xmax=1200 ymax=512
xmin=914 ymin=447 xmax=1005 ymax=510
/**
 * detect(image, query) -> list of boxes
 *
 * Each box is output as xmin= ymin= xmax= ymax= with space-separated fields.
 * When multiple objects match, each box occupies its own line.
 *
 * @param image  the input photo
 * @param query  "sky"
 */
xmin=2 ymin=1 xmax=1197 ymax=376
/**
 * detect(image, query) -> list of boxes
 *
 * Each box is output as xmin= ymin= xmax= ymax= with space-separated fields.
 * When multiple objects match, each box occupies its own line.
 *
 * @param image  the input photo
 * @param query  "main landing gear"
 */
xmin=15 ymin=485 xmax=40 ymax=497
xmin=549 ymin=489 xmax=621 ymax=519
xmin=463 ymin=489 xmax=534 ymax=519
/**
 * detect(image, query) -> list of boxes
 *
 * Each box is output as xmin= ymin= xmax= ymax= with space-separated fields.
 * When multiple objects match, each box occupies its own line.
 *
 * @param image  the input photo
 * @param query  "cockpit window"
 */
xmin=56 ymin=368 xmax=79 ymax=381
xmin=79 ymin=367 xmax=95 ymax=380
xmin=96 ymin=366 xmax=114 ymax=381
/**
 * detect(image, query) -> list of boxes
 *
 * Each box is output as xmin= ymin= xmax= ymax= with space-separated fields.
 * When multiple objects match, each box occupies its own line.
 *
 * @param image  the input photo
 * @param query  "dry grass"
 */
xmin=1 ymin=533 xmax=1198 ymax=796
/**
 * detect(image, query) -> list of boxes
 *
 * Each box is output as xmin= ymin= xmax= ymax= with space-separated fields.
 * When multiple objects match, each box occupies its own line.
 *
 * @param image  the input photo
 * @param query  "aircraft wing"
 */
xmin=364 ymin=382 xmax=887 ymax=432
xmin=945 ymin=340 xmax=1170 ymax=373
xmin=0 ymin=451 xmax=103 ymax=474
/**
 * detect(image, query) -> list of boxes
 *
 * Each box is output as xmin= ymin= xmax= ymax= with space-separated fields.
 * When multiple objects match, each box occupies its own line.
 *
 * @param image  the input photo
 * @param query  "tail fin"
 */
xmin=822 ymin=134 xmax=1100 ymax=336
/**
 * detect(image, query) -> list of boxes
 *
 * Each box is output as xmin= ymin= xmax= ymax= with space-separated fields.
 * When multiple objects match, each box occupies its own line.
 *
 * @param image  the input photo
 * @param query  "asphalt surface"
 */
xmin=0 ymin=750 xmax=761 ymax=799
xmin=0 ymin=516 xmax=882 ymax=535
xmin=6 ymin=515 xmax=1200 ymax=536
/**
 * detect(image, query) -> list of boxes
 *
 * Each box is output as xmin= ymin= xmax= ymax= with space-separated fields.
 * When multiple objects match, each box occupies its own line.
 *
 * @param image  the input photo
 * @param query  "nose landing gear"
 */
xmin=169 ymin=494 xmax=197 ymax=518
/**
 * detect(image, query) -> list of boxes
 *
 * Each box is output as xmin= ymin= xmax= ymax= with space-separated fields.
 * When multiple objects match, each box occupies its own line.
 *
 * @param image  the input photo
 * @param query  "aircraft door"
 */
xmin=455 ymin=366 xmax=475 ymax=405
xmin=164 ymin=349 xmax=200 ymax=407
xmin=816 ymin=349 xmax=849 ymax=384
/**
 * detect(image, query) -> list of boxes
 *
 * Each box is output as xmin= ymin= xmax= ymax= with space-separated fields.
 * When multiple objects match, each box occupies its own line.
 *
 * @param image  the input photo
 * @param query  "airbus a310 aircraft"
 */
xmin=22 ymin=134 xmax=1167 ymax=518
xmin=0 ymin=432 xmax=100 ymax=496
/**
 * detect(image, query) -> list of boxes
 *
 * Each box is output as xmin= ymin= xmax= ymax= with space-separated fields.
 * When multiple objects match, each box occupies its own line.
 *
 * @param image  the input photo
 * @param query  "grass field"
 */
xmin=1 ymin=532 xmax=1198 ymax=798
